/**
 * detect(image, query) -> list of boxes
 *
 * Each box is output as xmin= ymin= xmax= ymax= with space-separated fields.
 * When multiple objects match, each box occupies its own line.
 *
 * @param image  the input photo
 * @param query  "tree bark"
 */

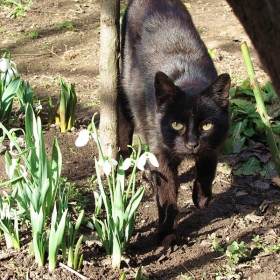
xmin=99 ymin=0 xmax=120 ymax=159
xmin=226 ymin=0 xmax=280 ymax=97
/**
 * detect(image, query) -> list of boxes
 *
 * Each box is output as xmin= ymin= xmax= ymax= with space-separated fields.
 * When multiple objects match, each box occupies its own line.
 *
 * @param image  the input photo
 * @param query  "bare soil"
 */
xmin=1 ymin=1 xmax=280 ymax=279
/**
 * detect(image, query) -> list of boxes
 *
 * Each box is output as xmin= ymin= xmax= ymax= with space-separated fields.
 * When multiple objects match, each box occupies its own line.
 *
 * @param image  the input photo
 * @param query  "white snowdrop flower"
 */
xmin=7 ymin=158 xmax=19 ymax=178
xmin=75 ymin=129 xmax=96 ymax=147
xmin=97 ymin=144 xmax=118 ymax=175
xmin=0 ymin=58 xmax=11 ymax=73
xmin=9 ymin=141 xmax=14 ymax=152
xmin=17 ymin=137 xmax=25 ymax=147
xmin=8 ymin=67 xmax=18 ymax=77
xmin=1 ymin=70 xmax=14 ymax=84
xmin=0 ymin=201 xmax=11 ymax=220
xmin=35 ymin=104 xmax=43 ymax=110
xmin=9 ymin=136 xmax=25 ymax=153
xmin=137 ymin=152 xmax=159 ymax=171
xmin=1 ymin=72 xmax=10 ymax=84
xmin=0 ymin=142 xmax=3 ymax=153
xmin=6 ymin=157 xmax=28 ymax=179
xmin=0 ymin=62 xmax=18 ymax=84
xmin=98 ymin=157 xmax=118 ymax=176
xmin=19 ymin=164 xmax=28 ymax=179
xmin=75 ymin=129 xmax=90 ymax=147
xmin=122 ymin=158 xmax=135 ymax=170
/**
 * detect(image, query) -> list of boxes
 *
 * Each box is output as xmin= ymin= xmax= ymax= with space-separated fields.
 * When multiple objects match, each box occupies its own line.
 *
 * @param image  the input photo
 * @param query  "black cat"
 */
xmin=119 ymin=0 xmax=231 ymax=246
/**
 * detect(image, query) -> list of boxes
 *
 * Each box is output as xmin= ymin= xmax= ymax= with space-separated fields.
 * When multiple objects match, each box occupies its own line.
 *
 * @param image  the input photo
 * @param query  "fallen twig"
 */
xmin=11 ymin=53 xmax=50 ymax=57
xmin=212 ymin=254 xmax=226 ymax=260
xmin=59 ymin=262 xmax=90 ymax=280
xmin=181 ymin=264 xmax=196 ymax=279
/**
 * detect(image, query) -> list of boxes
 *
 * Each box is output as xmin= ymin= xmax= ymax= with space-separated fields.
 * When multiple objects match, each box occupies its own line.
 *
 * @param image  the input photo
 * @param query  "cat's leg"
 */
xmin=118 ymin=92 xmax=134 ymax=159
xmin=152 ymin=154 xmax=180 ymax=246
xmin=192 ymin=153 xmax=218 ymax=209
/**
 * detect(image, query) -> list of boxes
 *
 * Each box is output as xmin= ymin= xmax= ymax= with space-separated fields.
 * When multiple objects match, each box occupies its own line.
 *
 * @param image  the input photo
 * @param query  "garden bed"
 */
xmin=1 ymin=1 xmax=280 ymax=279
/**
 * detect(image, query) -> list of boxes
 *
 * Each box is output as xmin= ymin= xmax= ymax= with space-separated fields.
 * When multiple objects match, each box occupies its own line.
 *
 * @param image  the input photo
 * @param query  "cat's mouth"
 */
xmin=178 ymin=146 xmax=200 ymax=157
xmin=172 ymin=141 xmax=201 ymax=157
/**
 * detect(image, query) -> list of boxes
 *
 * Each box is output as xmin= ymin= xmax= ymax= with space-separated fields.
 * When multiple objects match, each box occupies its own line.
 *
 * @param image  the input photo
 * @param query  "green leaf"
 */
xmin=234 ymin=156 xmax=261 ymax=176
xmin=112 ymin=178 xmax=125 ymax=232
xmin=243 ymin=127 xmax=254 ymax=137
xmin=221 ymin=138 xmax=234 ymax=155
xmin=1 ymin=77 xmax=21 ymax=119
xmin=260 ymin=161 xmax=277 ymax=179
xmin=253 ymin=117 xmax=265 ymax=133
xmin=125 ymin=187 xmax=145 ymax=222
xmin=231 ymin=121 xmax=248 ymax=153
xmin=240 ymin=78 xmax=250 ymax=89
xmin=135 ymin=265 xmax=143 ymax=280
xmin=230 ymin=98 xmax=250 ymax=108
xmin=74 ymin=210 xmax=84 ymax=233
xmin=94 ymin=157 xmax=111 ymax=216
xmin=272 ymin=121 xmax=280 ymax=134
xmin=73 ymin=235 xmax=83 ymax=270
xmin=112 ymin=231 xmax=121 ymax=268
xmin=233 ymin=120 xmax=248 ymax=137
xmin=48 ymin=205 xmax=68 ymax=272
xmin=93 ymin=216 xmax=111 ymax=255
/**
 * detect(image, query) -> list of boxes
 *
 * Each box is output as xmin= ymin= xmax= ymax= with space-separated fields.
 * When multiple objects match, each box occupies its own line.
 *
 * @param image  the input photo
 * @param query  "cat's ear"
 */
xmin=154 ymin=71 xmax=177 ymax=107
xmin=208 ymin=73 xmax=231 ymax=107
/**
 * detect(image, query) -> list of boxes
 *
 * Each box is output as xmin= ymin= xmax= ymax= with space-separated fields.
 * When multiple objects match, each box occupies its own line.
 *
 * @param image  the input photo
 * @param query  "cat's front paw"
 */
xmin=193 ymin=195 xmax=211 ymax=210
xmin=157 ymin=231 xmax=179 ymax=246
xmin=192 ymin=180 xmax=212 ymax=210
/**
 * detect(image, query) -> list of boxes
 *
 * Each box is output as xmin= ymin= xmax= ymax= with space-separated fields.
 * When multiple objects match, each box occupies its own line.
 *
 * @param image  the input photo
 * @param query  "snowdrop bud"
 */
xmin=0 ymin=58 xmax=11 ymax=73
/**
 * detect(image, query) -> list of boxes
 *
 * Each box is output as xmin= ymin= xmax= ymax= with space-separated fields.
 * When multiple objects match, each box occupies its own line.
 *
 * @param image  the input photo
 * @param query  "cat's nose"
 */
xmin=186 ymin=134 xmax=198 ymax=150
xmin=186 ymin=138 xmax=199 ymax=150
xmin=186 ymin=142 xmax=198 ymax=150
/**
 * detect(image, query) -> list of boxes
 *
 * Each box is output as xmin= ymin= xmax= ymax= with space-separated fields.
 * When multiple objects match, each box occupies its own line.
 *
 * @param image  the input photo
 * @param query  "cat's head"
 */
xmin=154 ymin=71 xmax=230 ymax=158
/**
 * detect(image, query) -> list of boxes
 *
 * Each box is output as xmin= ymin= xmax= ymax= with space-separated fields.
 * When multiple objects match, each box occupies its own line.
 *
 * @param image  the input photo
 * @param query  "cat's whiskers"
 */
xmin=168 ymin=149 xmax=180 ymax=163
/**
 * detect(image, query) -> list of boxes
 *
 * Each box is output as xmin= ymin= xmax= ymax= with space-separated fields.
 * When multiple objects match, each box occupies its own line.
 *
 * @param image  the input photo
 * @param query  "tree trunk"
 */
xmin=99 ymin=0 xmax=120 ymax=159
xmin=226 ymin=0 xmax=280 ymax=97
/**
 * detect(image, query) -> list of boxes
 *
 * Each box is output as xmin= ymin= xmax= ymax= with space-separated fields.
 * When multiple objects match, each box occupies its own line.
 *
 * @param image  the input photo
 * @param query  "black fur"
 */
xmin=119 ymin=0 xmax=231 ymax=246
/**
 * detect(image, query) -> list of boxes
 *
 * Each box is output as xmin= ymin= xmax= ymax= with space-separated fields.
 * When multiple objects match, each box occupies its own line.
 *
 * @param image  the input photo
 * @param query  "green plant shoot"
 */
xmin=48 ymin=204 xmax=68 ymax=272
xmin=241 ymin=41 xmax=280 ymax=176
xmin=56 ymin=76 xmax=77 ymax=132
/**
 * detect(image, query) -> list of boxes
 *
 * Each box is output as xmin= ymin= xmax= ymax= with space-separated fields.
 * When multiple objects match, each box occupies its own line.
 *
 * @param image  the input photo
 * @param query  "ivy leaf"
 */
xmin=234 ymin=156 xmax=261 ymax=176
xmin=232 ymin=120 xmax=248 ymax=153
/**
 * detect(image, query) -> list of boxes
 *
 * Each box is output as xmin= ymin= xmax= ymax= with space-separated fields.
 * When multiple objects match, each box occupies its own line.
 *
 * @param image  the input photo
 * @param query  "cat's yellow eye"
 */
xmin=171 ymin=122 xmax=184 ymax=131
xmin=202 ymin=123 xmax=213 ymax=131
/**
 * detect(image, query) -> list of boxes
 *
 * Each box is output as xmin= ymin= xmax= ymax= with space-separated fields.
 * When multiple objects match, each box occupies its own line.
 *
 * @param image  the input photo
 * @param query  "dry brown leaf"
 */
xmin=272 ymin=176 xmax=280 ymax=187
